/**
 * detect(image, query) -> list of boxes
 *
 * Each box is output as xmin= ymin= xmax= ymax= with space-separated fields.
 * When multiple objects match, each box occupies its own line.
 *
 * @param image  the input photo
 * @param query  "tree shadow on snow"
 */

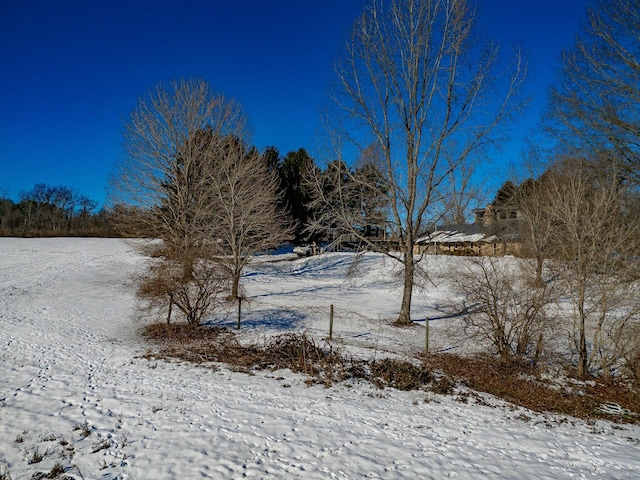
xmin=251 ymin=284 xmax=341 ymax=299
xmin=424 ymin=302 xmax=480 ymax=321
xmin=206 ymin=308 xmax=306 ymax=332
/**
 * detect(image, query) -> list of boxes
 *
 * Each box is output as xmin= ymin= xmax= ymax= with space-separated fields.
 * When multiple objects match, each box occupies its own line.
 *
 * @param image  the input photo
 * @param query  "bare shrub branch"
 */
xmin=451 ymin=257 xmax=556 ymax=364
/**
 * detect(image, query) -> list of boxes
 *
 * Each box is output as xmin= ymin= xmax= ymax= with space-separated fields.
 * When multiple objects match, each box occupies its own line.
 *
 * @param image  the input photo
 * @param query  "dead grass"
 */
xmin=72 ymin=422 xmax=91 ymax=439
xmin=141 ymin=324 xmax=434 ymax=389
xmin=423 ymin=353 xmax=640 ymax=423
xmin=141 ymin=323 xmax=640 ymax=423
xmin=369 ymin=359 xmax=433 ymax=390
xmin=30 ymin=462 xmax=68 ymax=480
xmin=27 ymin=448 xmax=44 ymax=465
xmin=0 ymin=464 xmax=11 ymax=480
xmin=141 ymin=325 xmax=338 ymax=375
xmin=141 ymin=323 xmax=240 ymax=364
xmin=91 ymin=439 xmax=111 ymax=454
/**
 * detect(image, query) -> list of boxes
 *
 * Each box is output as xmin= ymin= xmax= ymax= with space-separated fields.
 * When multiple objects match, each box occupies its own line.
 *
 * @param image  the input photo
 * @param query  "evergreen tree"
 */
xmin=281 ymin=148 xmax=317 ymax=242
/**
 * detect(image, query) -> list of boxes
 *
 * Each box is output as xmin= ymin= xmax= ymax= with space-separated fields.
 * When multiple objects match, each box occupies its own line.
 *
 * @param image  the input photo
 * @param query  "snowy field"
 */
xmin=1 ymin=238 xmax=639 ymax=479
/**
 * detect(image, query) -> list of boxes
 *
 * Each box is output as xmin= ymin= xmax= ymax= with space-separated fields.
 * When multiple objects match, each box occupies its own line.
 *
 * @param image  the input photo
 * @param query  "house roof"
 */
xmin=416 ymin=230 xmax=497 ymax=244
xmin=416 ymin=221 xmax=521 ymax=245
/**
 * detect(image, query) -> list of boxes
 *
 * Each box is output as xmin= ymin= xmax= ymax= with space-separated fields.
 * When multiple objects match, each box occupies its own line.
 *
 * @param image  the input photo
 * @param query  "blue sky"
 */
xmin=1 ymin=0 xmax=589 ymax=207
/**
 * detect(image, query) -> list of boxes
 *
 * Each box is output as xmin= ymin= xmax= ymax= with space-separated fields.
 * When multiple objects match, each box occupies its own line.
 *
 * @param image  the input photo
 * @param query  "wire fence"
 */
xmin=214 ymin=296 xmax=468 ymax=358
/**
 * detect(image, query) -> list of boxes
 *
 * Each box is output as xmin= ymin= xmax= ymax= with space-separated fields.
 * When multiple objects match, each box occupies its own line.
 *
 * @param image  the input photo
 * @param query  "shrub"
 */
xmin=451 ymin=257 xmax=556 ymax=364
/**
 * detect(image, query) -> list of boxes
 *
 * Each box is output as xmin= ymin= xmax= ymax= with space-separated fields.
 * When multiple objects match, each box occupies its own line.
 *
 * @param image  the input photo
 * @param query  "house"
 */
xmin=414 ymin=204 xmax=522 ymax=256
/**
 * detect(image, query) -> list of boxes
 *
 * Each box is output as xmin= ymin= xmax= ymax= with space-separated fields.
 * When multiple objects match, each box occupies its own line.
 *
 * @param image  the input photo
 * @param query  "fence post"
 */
xmin=166 ymin=294 xmax=173 ymax=325
xmin=237 ymin=297 xmax=242 ymax=329
xmin=425 ymin=316 xmax=429 ymax=354
xmin=329 ymin=304 xmax=334 ymax=340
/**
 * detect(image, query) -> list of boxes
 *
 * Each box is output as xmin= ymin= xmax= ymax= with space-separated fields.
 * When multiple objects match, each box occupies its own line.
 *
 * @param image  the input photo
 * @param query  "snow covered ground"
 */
xmin=1 ymin=238 xmax=639 ymax=479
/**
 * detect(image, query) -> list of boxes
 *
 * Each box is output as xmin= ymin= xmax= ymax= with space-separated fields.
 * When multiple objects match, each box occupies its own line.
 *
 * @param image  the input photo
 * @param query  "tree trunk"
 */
xmin=231 ymin=271 xmax=240 ymax=300
xmin=578 ymin=316 xmax=588 ymax=377
xmin=166 ymin=294 xmax=173 ymax=324
xmin=576 ymin=283 xmax=588 ymax=377
xmin=535 ymin=255 xmax=544 ymax=287
xmin=397 ymin=250 xmax=414 ymax=325
xmin=534 ymin=333 xmax=544 ymax=366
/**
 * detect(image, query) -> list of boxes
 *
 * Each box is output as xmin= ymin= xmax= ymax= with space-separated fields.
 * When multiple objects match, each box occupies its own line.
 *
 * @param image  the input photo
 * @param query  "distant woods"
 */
xmin=0 ymin=152 xmax=326 ymax=240
xmin=0 ymin=184 xmax=115 ymax=236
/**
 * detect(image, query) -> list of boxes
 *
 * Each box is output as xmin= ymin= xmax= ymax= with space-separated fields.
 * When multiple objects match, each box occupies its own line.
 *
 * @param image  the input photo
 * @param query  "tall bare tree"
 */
xmin=77 ymin=195 xmax=98 ymax=233
xmin=542 ymin=0 xmax=640 ymax=377
xmin=549 ymin=0 xmax=640 ymax=185
xmin=110 ymin=80 xmax=241 ymax=325
xmin=310 ymin=0 xmax=526 ymax=324
xmin=545 ymin=158 xmax=640 ymax=377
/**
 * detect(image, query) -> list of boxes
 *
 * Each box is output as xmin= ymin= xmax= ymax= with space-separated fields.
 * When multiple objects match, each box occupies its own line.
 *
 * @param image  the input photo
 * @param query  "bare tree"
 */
xmin=542 ymin=0 xmax=640 ymax=377
xmin=549 ymin=0 xmax=640 ymax=185
xmin=110 ymin=79 xmax=269 ymax=326
xmin=111 ymin=79 xmax=292 ymax=324
xmin=77 ymin=195 xmax=98 ymax=233
xmin=515 ymin=174 xmax=555 ymax=287
xmin=545 ymin=158 xmax=640 ymax=377
xmin=205 ymin=136 xmax=293 ymax=301
xmin=615 ymin=322 xmax=640 ymax=386
xmin=52 ymin=186 xmax=77 ymax=232
xmin=110 ymin=79 xmax=247 ymax=246
xmin=310 ymin=0 xmax=526 ymax=324
xmin=452 ymin=256 xmax=556 ymax=364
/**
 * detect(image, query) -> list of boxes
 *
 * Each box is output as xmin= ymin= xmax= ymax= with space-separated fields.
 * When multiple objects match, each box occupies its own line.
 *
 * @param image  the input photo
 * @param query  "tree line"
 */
xmin=0 ymin=184 xmax=115 ymax=236
xmin=2 ymin=149 xmax=372 ymax=242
